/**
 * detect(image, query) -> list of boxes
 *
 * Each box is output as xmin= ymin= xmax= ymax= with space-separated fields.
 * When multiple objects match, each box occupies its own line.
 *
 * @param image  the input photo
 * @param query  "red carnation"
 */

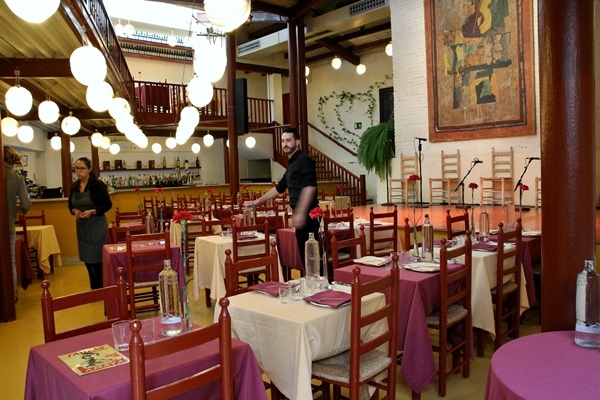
xmin=520 ymin=184 xmax=529 ymax=191
xmin=408 ymin=174 xmax=420 ymax=181
xmin=468 ymin=182 xmax=478 ymax=189
xmin=309 ymin=207 xmax=324 ymax=220
xmin=173 ymin=210 xmax=194 ymax=223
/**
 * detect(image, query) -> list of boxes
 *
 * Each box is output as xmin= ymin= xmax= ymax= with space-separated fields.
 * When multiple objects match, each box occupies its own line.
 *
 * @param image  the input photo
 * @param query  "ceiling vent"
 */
xmin=238 ymin=40 xmax=262 ymax=56
xmin=349 ymin=0 xmax=389 ymax=17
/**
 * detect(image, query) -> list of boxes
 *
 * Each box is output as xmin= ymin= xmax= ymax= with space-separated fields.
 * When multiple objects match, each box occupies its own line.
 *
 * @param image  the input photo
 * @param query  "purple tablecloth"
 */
xmin=485 ymin=331 xmax=600 ymax=399
xmin=276 ymin=227 xmax=304 ymax=272
xmin=102 ymin=242 xmax=184 ymax=318
xmin=24 ymin=319 xmax=267 ymax=400
xmin=334 ymin=264 xmax=466 ymax=393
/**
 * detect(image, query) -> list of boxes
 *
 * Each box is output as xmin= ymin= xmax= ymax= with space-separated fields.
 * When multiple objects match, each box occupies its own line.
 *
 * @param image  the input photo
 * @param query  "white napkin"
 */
xmin=353 ymin=256 xmax=388 ymax=267
xmin=404 ymin=262 xmax=440 ymax=272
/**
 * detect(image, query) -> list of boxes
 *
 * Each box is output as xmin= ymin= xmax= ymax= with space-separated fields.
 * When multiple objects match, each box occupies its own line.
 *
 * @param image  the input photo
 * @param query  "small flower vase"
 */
xmin=470 ymin=208 xmax=478 ymax=243
xmin=320 ymin=232 xmax=329 ymax=282
xmin=180 ymin=219 xmax=187 ymax=262
xmin=137 ymin=201 xmax=144 ymax=215
xmin=411 ymin=225 xmax=421 ymax=261
xmin=181 ymin=281 xmax=192 ymax=332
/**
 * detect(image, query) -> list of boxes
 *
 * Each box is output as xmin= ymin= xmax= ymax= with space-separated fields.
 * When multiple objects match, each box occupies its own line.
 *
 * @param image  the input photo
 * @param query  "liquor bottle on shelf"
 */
xmin=195 ymin=156 xmax=200 ymax=168
xmin=162 ymin=156 xmax=167 ymax=169
xmin=176 ymin=156 xmax=180 ymax=168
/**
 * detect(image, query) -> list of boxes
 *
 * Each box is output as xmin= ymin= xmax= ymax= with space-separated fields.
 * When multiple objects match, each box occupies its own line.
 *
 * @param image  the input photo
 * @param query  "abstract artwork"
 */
xmin=424 ymin=0 xmax=535 ymax=141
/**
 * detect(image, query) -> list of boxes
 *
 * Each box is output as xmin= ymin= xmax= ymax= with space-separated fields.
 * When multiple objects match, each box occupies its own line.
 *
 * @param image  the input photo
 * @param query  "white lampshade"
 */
xmin=305 ymin=66 xmax=310 ymax=77
xmin=180 ymin=106 xmax=200 ymax=128
xmin=91 ymin=132 xmax=104 ymax=147
xmin=245 ymin=136 xmax=256 ymax=148
xmin=1 ymin=117 xmax=19 ymax=137
xmin=356 ymin=63 xmax=366 ymax=75
xmin=203 ymin=133 xmax=214 ymax=147
xmin=50 ymin=134 xmax=62 ymax=150
xmin=152 ymin=142 xmax=162 ymax=154
xmin=385 ymin=42 xmax=393 ymax=56
xmin=61 ymin=113 xmax=80 ymax=135
xmin=331 ymin=57 xmax=342 ymax=69
xmin=70 ymin=141 xmax=75 ymax=152
xmin=165 ymin=137 xmax=177 ymax=149
xmin=114 ymin=20 xmax=124 ymax=37
xmin=116 ymin=114 xmax=135 ymax=134
xmin=5 ymin=85 xmax=33 ymax=116
xmin=124 ymin=21 xmax=135 ymax=37
xmin=193 ymin=41 xmax=227 ymax=83
xmin=17 ymin=124 xmax=34 ymax=143
xmin=109 ymin=143 xmax=120 ymax=154
xmin=38 ymin=99 xmax=60 ymax=124
xmin=4 ymin=0 xmax=60 ymax=23
xmin=187 ymin=76 xmax=214 ymax=108
xmin=70 ymin=45 xmax=107 ymax=86
xmin=86 ymin=81 xmax=114 ymax=112
xmin=191 ymin=143 xmax=201 ymax=153
xmin=101 ymin=136 xmax=111 ymax=149
xmin=108 ymin=97 xmax=131 ymax=119
xmin=175 ymin=124 xmax=194 ymax=145
xmin=204 ymin=0 xmax=250 ymax=32
xmin=167 ymin=32 xmax=177 ymax=47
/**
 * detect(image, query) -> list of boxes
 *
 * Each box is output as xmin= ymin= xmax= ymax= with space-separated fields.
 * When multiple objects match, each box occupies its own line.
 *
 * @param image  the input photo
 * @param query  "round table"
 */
xmin=485 ymin=331 xmax=600 ymax=399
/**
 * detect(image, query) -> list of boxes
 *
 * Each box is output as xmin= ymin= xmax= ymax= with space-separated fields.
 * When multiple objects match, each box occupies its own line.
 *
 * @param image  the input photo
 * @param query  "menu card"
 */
xmin=58 ymin=344 xmax=129 ymax=376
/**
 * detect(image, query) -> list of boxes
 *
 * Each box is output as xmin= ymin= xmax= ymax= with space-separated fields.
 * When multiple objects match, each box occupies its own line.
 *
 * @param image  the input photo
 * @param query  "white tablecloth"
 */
xmin=192 ymin=233 xmax=282 ymax=301
xmin=215 ymin=291 xmax=386 ymax=400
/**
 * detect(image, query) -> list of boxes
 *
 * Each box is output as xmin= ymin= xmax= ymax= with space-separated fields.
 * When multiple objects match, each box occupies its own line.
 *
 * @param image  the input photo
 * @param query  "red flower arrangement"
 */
xmin=408 ymin=174 xmax=420 ymax=181
xmin=520 ymin=184 xmax=529 ymax=191
xmin=242 ymin=183 xmax=250 ymax=192
xmin=336 ymin=183 xmax=344 ymax=190
xmin=172 ymin=210 xmax=194 ymax=224
xmin=135 ymin=186 xmax=141 ymax=192
xmin=154 ymin=187 xmax=164 ymax=194
xmin=468 ymin=182 xmax=478 ymax=208
xmin=309 ymin=206 xmax=324 ymax=220
xmin=468 ymin=182 xmax=478 ymax=190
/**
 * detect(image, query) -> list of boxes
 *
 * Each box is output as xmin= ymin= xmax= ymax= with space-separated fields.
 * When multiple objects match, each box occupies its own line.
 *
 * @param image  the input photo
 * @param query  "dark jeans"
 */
xmin=294 ymin=215 xmax=320 ymax=270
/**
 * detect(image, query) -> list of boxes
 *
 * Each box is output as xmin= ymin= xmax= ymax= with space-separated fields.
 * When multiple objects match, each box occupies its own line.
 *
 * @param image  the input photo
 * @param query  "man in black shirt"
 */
xmin=251 ymin=127 xmax=320 ymax=267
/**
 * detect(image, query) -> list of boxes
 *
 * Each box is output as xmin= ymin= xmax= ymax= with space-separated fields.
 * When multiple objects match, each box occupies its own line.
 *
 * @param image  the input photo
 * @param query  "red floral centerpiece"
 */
xmin=336 ymin=183 xmax=345 ymax=195
xmin=172 ymin=210 xmax=194 ymax=225
xmin=309 ymin=206 xmax=327 ymax=280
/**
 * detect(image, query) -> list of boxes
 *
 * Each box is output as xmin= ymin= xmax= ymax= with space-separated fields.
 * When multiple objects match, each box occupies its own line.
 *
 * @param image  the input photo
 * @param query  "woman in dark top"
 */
xmin=68 ymin=157 xmax=112 ymax=289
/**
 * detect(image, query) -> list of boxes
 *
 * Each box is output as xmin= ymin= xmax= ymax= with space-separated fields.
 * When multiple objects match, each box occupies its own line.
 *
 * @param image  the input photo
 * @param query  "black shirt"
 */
xmin=276 ymin=150 xmax=319 ymax=211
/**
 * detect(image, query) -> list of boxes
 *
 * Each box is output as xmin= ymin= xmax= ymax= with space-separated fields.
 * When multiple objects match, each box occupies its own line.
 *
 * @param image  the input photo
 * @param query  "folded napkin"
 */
xmin=353 ymin=256 xmax=389 ymax=267
xmin=237 ymin=232 xmax=259 ymax=240
xmin=249 ymin=281 xmax=289 ymax=297
xmin=472 ymin=243 xmax=498 ymax=252
xmin=404 ymin=262 xmax=440 ymax=272
xmin=434 ymin=240 xmax=455 ymax=248
xmin=522 ymin=229 xmax=542 ymax=237
xmin=303 ymin=289 xmax=351 ymax=308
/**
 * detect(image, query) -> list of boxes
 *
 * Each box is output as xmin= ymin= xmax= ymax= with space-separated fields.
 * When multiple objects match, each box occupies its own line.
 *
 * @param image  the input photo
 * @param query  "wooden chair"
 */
xmin=476 ymin=219 xmax=523 ymax=357
xmin=445 ymin=208 xmax=470 ymax=240
xmin=15 ymin=213 xmax=43 ymax=279
xmin=125 ymin=230 xmax=171 ymax=318
xmin=224 ymin=241 xmax=279 ymax=297
xmin=116 ymin=209 xmax=146 ymax=226
xmin=389 ymin=152 xmax=418 ymax=204
xmin=330 ymin=225 xmax=366 ymax=270
xmin=311 ymin=262 xmax=399 ymax=400
xmin=129 ymin=297 xmax=233 ymax=400
xmin=403 ymin=216 xmax=423 ymax=253
xmin=535 ymin=177 xmax=542 ymax=209
xmin=480 ymin=147 xmax=514 ymax=206
xmin=368 ymin=205 xmax=398 ymax=257
xmin=41 ymin=267 xmax=128 ymax=343
xmin=142 ymin=197 xmax=155 ymax=220
xmin=429 ymin=150 xmax=461 ymax=205
xmin=23 ymin=209 xmax=46 ymax=225
xmin=201 ymin=217 xmax=230 ymax=236
xmin=231 ymin=220 xmax=271 ymax=262
xmin=323 ymin=209 xmax=355 ymax=278
xmin=426 ymin=236 xmax=472 ymax=397
xmin=111 ymin=219 xmax=147 ymax=243
xmin=184 ymin=219 xmax=204 ymax=274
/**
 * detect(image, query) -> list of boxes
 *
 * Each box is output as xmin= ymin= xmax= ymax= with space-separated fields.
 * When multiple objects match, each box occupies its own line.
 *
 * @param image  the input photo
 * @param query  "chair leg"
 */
xmin=475 ymin=328 xmax=485 ymax=357
xmin=204 ymin=288 xmax=212 ymax=308
xmin=411 ymin=390 xmax=421 ymax=400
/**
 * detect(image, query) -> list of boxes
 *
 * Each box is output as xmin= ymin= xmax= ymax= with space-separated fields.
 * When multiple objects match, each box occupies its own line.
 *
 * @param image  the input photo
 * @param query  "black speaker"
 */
xmin=235 ymin=77 xmax=248 ymax=134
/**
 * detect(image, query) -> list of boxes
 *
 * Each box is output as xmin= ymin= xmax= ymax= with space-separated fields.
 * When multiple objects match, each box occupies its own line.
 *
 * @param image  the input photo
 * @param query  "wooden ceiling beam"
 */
xmin=315 ymin=38 xmax=360 ymax=65
xmin=0 ymin=59 xmax=72 ymax=79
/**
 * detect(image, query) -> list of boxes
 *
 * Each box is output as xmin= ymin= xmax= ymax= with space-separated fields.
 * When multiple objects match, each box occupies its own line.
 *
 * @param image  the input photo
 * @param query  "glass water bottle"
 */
xmin=422 ymin=214 xmax=434 ymax=261
xmin=574 ymin=260 xmax=600 ymax=348
xmin=479 ymin=206 xmax=490 ymax=243
xmin=305 ymin=232 xmax=320 ymax=280
xmin=159 ymin=260 xmax=182 ymax=337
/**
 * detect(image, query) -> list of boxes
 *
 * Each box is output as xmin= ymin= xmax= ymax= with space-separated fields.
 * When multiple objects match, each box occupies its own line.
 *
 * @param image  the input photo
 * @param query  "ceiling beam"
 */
xmin=289 ymin=0 xmax=322 ymax=21
xmin=237 ymin=62 xmax=289 ymax=77
xmin=315 ymin=38 xmax=360 ymax=65
xmin=306 ymin=36 xmax=391 ymax=65
xmin=0 ymin=59 xmax=72 ymax=79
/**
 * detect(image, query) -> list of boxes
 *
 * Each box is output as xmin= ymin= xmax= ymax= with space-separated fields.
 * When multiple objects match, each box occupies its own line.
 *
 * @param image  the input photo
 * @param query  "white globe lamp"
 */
xmin=1 ymin=117 xmax=19 ymax=137
xmin=61 ymin=112 xmax=80 ymax=135
xmin=4 ymin=0 xmax=61 ymax=23
xmin=331 ymin=57 xmax=342 ymax=69
xmin=356 ymin=63 xmax=367 ymax=75
xmin=203 ymin=133 xmax=214 ymax=147
xmin=38 ymin=99 xmax=60 ymax=124
xmin=17 ymin=124 xmax=34 ymax=143
xmin=5 ymin=85 xmax=33 ymax=116
xmin=70 ymin=45 xmax=107 ymax=86
xmin=152 ymin=143 xmax=162 ymax=154
xmin=86 ymin=81 xmax=114 ymax=112
xmin=191 ymin=143 xmax=201 ymax=153
xmin=101 ymin=136 xmax=111 ymax=149
xmin=50 ymin=134 xmax=62 ymax=150
xmin=165 ymin=137 xmax=177 ymax=149
xmin=187 ymin=77 xmax=214 ymax=108
xmin=109 ymin=143 xmax=120 ymax=155
xmin=245 ymin=136 xmax=256 ymax=148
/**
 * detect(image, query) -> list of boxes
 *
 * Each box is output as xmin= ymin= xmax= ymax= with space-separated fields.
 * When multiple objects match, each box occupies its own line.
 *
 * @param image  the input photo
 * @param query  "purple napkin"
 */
xmin=250 ymin=281 xmax=288 ymax=297
xmin=472 ymin=243 xmax=498 ymax=252
xmin=434 ymin=240 xmax=455 ymax=247
xmin=303 ymin=289 xmax=351 ymax=308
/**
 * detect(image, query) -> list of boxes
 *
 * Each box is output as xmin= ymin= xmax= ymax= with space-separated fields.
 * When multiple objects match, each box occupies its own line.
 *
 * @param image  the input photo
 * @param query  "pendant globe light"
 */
xmin=187 ymin=76 xmax=213 ymax=108
xmin=4 ymin=0 xmax=60 ymax=23
xmin=152 ymin=142 xmax=162 ymax=154
xmin=108 ymin=97 xmax=131 ymax=119
xmin=165 ymin=137 xmax=177 ymax=149
xmin=5 ymin=84 xmax=33 ymax=116
xmin=245 ymin=135 xmax=256 ymax=148
xmin=203 ymin=132 xmax=214 ymax=147
xmin=61 ymin=112 xmax=81 ymax=135
xmin=70 ymin=142 xmax=75 ymax=152
xmin=86 ymin=81 xmax=114 ymax=112
xmin=109 ymin=142 xmax=120 ymax=155
xmin=191 ymin=143 xmax=201 ymax=153
xmin=356 ymin=63 xmax=366 ymax=75
xmin=101 ymin=136 xmax=111 ymax=149
xmin=38 ymin=99 xmax=60 ymax=124
xmin=70 ymin=45 xmax=107 ymax=86
xmin=50 ymin=133 xmax=62 ymax=150
xmin=17 ymin=124 xmax=34 ymax=144
xmin=1 ymin=117 xmax=19 ymax=137
xmin=331 ymin=57 xmax=342 ymax=70
xmin=91 ymin=131 xmax=104 ymax=147
xmin=204 ymin=0 xmax=250 ymax=33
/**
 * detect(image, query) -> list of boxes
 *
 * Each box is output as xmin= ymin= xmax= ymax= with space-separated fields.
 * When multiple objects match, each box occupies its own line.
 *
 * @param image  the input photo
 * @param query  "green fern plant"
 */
xmin=357 ymin=117 xmax=395 ymax=181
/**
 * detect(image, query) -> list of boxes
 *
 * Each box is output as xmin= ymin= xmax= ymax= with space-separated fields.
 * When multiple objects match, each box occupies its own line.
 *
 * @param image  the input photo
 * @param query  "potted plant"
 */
xmin=357 ymin=117 xmax=395 ymax=203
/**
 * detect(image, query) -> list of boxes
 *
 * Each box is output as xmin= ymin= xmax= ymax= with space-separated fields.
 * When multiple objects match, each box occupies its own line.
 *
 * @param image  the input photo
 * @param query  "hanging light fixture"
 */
xmin=124 ymin=20 xmax=135 ymax=37
xmin=114 ymin=19 xmax=124 ymax=37
xmin=1 ymin=117 xmax=19 ymax=137
xmin=101 ymin=136 xmax=111 ymax=149
xmin=245 ymin=135 xmax=256 ymax=148
xmin=108 ymin=97 xmax=131 ymax=120
xmin=180 ymin=105 xmax=200 ymax=129
xmin=191 ymin=143 xmax=201 ymax=153
xmin=193 ymin=38 xmax=227 ymax=83
xmin=203 ymin=132 xmax=214 ymax=147
xmin=109 ymin=143 xmax=120 ymax=155
xmin=167 ymin=31 xmax=177 ymax=47
xmin=305 ymin=66 xmax=310 ymax=77
xmin=5 ymin=71 xmax=33 ymax=116
xmin=61 ymin=112 xmax=80 ymax=135
xmin=50 ymin=133 xmax=62 ymax=150
xmin=331 ymin=57 xmax=342 ymax=69
xmin=356 ymin=63 xmax=366 ymax=75
xmin=187 ymin=76 xmax=214 ymax=108
xmin=70 ymin=45 xmax=107 ymax=86
xmin=385 ymin=42 xmax=393 ymax=57
xmin=166 ymin=137 xmax=177 ymax=149
xmin=204 ymin=0 xmax=251 ymax=33
xmin=152 ymin=142 xmax=162 ymax=154
xmin=17 ymin=124 xmax=34 ymax=144
xmin=70 ymin=142 xmax=75 ymax=152
xmin=38 ymin=99 xmax=60 ymax=124
xmin=91 ymin=131 xmax=104 ymax=147
xmin=86 ymin=81 xmax=114 ymax=112
xmin=4 ymin=0 xmax=60 ymax=23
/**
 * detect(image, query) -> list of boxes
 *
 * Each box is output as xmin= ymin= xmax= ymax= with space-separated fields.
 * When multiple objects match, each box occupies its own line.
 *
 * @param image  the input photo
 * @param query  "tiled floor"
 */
xmin=1 ymin=262 xmax=541 ymax=399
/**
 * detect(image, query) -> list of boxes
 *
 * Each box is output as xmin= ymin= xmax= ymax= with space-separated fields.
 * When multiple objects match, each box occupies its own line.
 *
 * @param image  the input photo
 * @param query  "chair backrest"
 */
xmin=440 ymin=150 xmax=461 ymax=179
xmin=400 ymin=153 xmax=418 ymax=179
xmin=125 ymin=230 xmax=171 ymax=319
xmin=23 ymin=210 xmax=46 ymax=225
xmin=201 ymin=217 xmax=230 ymax=236
xmin=112 ymin=220 xmax=147 ymax=243
xmin=116 ymin=209 xmax=146 ymax=226
xmin=403 ymin=217 xmax=423 ymax=252
xmin=348 ymin=262 xmax=399 ymax=397
xmin=368 ymin=205 xmax=398 ymax=256
xmin=231 ymin=220 xmax=271 ymax=262
xmin=129 ymin=297 xmax=233 ymax=400
xmin=41 ymin=267 xmax=128 ymax=343
xmin=490 ymin=147 xmax=514 ymax=178
xmin=445 ymin=209 xmax=469 ymax=239
xmin=323 ymin=209 xmax=354 ymax=254
xmin=331 ymin=225 xmax=366 ymax=270
xmin=224 ymin=241 xmax=279 ymax=297
xmin=143 ymin=197 xmax=155 ymax=219
xmin=495 ymin=219 xmax=522 ymax=312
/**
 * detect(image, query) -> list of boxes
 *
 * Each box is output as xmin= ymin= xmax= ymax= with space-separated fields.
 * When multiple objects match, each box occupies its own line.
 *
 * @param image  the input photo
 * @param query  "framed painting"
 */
xmin=424 ymin=0 xmax=535 ymax=142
